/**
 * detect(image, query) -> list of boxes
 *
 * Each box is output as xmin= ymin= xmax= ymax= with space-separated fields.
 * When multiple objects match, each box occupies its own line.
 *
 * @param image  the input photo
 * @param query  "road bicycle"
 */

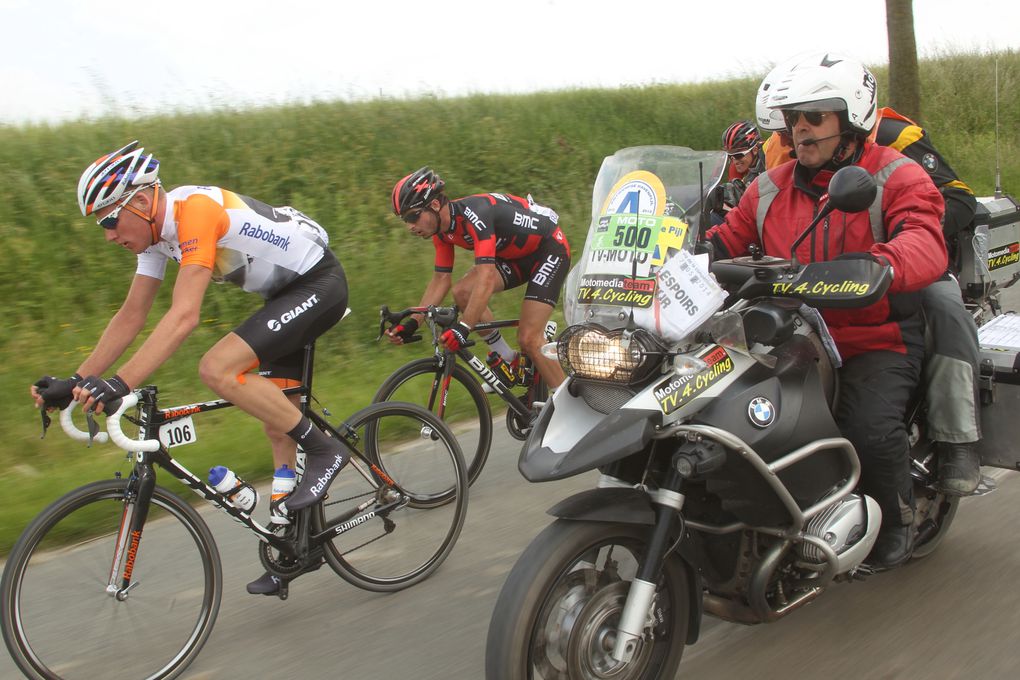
xmin=376 ymin=305 xmax=555 ymax=486
xmin=1 ymin=338 xmax=468 ymax=680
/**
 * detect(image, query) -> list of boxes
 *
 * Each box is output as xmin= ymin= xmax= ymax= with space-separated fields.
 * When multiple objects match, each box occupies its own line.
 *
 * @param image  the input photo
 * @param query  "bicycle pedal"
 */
xmin=277 ymin=582 xmax=289 ymax=601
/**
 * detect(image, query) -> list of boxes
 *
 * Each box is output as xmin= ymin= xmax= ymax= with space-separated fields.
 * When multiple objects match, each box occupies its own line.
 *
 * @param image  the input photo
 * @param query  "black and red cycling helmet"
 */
xmin=721 ymin=121 xmax=762 ymax=154
xmin=392 ymin=167 xmax=446 ymax=217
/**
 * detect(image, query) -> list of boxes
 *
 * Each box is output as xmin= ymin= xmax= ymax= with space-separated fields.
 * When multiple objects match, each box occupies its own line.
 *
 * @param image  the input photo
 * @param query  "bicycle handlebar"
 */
xmin=378 ymin=305 xmax=472 ymax=347
xmin=59 ymin=404 xmax=109 ymax=445
xmin=59 ymin=393 xmax=161 ymax=453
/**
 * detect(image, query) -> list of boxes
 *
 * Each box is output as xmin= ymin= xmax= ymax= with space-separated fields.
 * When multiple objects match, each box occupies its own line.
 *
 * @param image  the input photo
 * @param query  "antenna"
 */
xmin=994 ymin=58 xmax=1003 ymax=199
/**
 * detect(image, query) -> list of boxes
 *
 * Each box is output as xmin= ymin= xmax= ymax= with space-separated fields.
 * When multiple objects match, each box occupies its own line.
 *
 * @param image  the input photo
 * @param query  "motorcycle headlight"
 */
xmin=557 ymin=324 xmax=662 ymax=384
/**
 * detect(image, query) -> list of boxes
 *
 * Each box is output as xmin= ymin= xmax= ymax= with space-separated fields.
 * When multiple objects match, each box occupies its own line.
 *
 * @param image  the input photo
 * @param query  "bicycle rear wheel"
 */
xmin=1 ymin=479 xmax=222 ymax=680
xmin=315 ymin=401 xmax=468 ymax=593
xmin=373 ymin=357 xmax=492 ymax=486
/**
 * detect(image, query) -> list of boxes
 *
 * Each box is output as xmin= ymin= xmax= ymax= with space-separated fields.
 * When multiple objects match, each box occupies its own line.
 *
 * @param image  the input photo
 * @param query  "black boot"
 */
xmin=866 ymin=524 xmax=915 ymax=571
xmin=937 ymin=442 xmax=981 ymax=496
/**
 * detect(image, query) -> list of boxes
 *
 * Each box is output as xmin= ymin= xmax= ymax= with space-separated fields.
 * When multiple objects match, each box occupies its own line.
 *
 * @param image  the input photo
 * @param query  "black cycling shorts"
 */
xmin=234 ymin=251 xmax=349 ymax=382
xmin=494 ymin=237 xmax=571 ymax=306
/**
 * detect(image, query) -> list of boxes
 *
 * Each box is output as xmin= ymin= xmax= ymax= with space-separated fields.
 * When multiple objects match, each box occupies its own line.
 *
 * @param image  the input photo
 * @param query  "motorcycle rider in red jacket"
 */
xmin=756 ymin=60 xmax=983 ymax=496
xmin=707 ymin=52 xmax=947 ymax=569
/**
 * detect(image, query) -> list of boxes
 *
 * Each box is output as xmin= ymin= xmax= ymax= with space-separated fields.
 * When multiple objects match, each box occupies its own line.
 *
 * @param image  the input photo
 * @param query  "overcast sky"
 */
xmin=3 ymin=0 xmax=1018 ymax=125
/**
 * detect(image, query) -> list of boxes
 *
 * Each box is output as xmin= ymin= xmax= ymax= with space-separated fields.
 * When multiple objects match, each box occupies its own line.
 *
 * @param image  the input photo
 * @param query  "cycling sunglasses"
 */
xmin=96 ymin=185 xmax=145 ymax=229
xmin=401 ymin=209 xmax=425 ymax=224
xmin=727 ymin=149 xmax=754 ymax=160
xmin=782 ymin=110 xmax=830 ymax=128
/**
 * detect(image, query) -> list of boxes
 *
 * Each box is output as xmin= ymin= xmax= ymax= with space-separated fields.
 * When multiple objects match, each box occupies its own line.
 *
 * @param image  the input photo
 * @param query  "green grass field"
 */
xmin=0 ymin=50 xmax=1016 ymax=554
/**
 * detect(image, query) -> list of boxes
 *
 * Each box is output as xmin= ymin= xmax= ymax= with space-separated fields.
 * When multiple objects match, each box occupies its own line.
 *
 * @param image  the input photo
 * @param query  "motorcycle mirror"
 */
xmin=789 ymin=166 xmax=878 ymax=263
xmin=826 ymin=166 xmax=878 ymax=214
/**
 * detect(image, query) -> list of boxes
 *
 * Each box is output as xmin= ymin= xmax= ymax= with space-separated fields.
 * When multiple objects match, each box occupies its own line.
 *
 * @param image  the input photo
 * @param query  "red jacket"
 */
xmin=707 ymin=142 xmax=947 ymax=358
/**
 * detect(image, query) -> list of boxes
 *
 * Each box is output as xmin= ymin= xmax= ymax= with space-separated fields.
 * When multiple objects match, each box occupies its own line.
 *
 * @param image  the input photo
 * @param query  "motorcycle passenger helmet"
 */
xmin=755 ymin=59 xmax=796 ymax=132
xmin=722 ymin=120 xmax=761 ymax=155
xmin=77 ymin=141 xmax=160 ymax=217
xmin=764 ymin=52 xmax=878 ymax=139
xmin=392 ymin=167 xmax=446 ymax=217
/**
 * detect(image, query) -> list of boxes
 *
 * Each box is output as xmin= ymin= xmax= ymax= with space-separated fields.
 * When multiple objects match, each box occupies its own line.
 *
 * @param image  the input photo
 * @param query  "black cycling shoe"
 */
xmin=865 ymin=524 xmax=915 ymax=571
xmin=247 ymin=572 xmax=288 ymax=596
xmin=286 ymin=448 xmax=350 ymax=510
xmin=937 ymin=442 xmax=981 ymax=496
xmin=246 ymin=557 xmax=324 ymax=597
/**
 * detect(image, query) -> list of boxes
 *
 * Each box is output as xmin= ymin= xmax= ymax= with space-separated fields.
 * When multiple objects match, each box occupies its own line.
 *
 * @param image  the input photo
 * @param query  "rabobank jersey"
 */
xmin=137 ymin=186 xmax=330 ymax=298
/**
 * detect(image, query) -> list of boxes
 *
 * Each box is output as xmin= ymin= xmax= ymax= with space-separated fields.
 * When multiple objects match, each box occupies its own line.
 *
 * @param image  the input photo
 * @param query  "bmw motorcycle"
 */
xmin=484 ymin=146 xmax=1020 ymax=680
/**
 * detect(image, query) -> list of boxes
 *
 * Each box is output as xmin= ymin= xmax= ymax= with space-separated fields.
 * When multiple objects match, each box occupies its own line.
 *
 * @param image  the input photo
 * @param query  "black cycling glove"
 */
xmin=440 ymin=321 xmax=472 ymax=351
xmin=33 ymin=373 xmax=83 ymax=409
xmin=390 ymin=318 xmax=419 ymax=342
xmin=79 ymin=374 xmax=131 ymax=412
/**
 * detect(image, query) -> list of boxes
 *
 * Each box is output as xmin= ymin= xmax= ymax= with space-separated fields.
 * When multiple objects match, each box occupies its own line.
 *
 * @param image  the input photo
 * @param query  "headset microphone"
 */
xmin=799 ymin=132 xmax=847 ymax=146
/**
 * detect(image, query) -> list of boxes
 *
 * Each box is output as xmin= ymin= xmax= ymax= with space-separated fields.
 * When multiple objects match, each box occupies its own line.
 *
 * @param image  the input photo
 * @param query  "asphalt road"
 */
xmin=3 ymin=423 xmax=1019 ymax=680
xmin=5 ymin=286 xmax=1020 ymax=680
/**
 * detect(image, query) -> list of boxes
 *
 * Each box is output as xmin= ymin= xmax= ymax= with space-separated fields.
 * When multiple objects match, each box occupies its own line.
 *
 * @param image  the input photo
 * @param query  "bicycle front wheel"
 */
xmin=1 ymin=479 xmax=222 ymax=680
xmin=316 ymin=401 xmax=468 ymax=592
xmin=373 ymin=357 xmax=492 ymax=486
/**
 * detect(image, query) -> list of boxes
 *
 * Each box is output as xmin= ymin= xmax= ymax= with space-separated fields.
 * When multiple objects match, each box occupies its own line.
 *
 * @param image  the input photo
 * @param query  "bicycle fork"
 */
xmin=106 ymin=466 xmax=157 ymax=601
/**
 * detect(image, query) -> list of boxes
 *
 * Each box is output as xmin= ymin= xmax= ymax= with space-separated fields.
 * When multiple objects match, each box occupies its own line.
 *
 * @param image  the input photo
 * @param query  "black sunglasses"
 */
xmin=96 ymin=186 xmax=144 ymax=229
xmin=401 ymin=209 xmax=425 ymax=224
xmin=782 ymin=110 xmax=829 ymax=128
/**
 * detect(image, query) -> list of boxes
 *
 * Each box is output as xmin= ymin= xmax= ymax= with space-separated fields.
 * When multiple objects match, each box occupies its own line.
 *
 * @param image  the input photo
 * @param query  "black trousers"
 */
xmin=835 ymin=344 xmax=923 ymax=528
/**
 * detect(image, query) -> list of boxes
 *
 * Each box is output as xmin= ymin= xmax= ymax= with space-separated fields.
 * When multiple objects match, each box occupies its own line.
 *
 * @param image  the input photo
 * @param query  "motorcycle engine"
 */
xmin=796 ymin=494 xmax=869 ymax=563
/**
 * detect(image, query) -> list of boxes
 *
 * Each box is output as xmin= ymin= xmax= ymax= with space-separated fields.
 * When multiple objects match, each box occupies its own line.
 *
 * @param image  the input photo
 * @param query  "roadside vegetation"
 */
xmin=0 ymin=49 xmax=1016 ymax=554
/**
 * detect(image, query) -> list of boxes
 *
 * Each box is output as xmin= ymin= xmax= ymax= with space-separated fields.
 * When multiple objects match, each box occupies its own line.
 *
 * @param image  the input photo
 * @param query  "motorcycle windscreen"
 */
xmin=564 ymin=146 xmax=728 ymax=340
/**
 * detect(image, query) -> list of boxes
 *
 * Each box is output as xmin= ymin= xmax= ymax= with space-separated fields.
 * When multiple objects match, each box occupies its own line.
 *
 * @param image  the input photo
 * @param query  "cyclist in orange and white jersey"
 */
xmin=30 ymin=141 xmax=351 ymax=596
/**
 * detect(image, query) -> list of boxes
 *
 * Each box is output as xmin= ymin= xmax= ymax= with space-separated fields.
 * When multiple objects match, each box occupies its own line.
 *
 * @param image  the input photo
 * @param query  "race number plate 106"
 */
xmin=159 ymin=416 xmax=198 ymax=448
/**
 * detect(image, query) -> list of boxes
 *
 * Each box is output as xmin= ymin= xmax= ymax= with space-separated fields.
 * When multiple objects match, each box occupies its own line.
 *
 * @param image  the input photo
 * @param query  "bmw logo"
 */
xmin=748 ymin=397 xmax=776 ymax=428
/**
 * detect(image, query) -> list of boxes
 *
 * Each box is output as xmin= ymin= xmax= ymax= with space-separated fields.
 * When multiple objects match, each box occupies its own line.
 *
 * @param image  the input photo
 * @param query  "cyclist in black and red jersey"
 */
xmin=386 ymin=167 xmax=569 ymax=389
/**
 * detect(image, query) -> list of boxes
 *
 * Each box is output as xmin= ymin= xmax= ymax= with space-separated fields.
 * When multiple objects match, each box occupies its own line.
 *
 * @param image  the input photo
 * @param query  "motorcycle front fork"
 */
xmin=611 ymin=486 xmax=685 ymax=664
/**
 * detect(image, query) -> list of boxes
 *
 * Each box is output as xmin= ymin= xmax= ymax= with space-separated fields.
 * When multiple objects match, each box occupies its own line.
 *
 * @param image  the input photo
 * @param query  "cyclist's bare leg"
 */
xmin=519 ymin=299 xmax=564 ymax=389
xmin=199 ymin=333 xmax=347 ymax=510
xmin=198 ymin=333 xmax=303 ymax=432
xmin=451 ymin=266 xmax=506 ymax=326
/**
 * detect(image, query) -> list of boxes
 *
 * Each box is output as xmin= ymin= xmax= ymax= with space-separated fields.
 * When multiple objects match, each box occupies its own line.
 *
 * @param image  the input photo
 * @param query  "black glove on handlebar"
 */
xmin=391 ymin=318 xmax=420 ymax=342
xmin=33 ymin=374 xmax=83 ymax=410
xmin=79 ymin=374 xmax=131 ymax=413
xmin=440 ymin=321 xmax=472 ymax=351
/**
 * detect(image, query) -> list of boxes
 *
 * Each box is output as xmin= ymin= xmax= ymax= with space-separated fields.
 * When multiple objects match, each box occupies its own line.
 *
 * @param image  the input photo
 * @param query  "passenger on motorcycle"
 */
xmin=706 ymin=53 xmax=948 ymax=569
xmin=387 ymin=167 xmax=570 ymax=389
xmin=760 ymin=59 xmax=983 ymax=495
xmin=713 ymin=121 xmax=765 ymax=217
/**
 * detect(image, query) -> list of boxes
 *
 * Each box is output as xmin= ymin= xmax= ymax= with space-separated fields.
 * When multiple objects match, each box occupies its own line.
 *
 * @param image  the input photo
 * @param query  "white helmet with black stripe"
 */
xmin=77 ymin=141 xmax=160 ymax=216
xmin=764 ymin=52 xmax=879 ymax=138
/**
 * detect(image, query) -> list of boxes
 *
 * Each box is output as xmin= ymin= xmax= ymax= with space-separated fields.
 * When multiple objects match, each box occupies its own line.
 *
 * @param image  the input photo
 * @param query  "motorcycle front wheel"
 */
xmin=485 ymin=519 xmax=689 ymax=680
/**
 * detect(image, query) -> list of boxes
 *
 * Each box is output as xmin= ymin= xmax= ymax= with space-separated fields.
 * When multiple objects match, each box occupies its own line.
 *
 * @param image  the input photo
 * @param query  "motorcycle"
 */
xmin=484 ymin=146 xmax=1020 ymax=679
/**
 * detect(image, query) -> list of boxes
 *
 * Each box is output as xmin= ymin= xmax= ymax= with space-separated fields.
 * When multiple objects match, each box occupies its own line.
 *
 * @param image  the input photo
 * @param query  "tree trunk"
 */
xmin=886 ymin=0 xmax=922 ymax=121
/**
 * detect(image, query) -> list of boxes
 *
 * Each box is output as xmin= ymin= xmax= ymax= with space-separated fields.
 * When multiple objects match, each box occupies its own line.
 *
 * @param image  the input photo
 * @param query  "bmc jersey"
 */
xmin=433 ymin=193 xmax=568 ymax=272
xmin=137 ymin=186 xmax=330 ymax=298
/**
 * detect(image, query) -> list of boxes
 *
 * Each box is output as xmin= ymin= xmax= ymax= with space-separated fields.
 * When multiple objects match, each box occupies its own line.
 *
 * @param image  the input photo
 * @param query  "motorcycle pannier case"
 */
xmin=957 ymin=194 xmax=1020 ymax=297
xmin=976 ymin=311 xmax=1020 ymax=470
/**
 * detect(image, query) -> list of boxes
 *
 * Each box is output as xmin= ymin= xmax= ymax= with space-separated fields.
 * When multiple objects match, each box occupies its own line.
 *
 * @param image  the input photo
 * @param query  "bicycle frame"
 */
xmin=62 ymin=342 xmax=404 ymax=598
xmin=394 ymin=309 xmax=543 ymax=421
